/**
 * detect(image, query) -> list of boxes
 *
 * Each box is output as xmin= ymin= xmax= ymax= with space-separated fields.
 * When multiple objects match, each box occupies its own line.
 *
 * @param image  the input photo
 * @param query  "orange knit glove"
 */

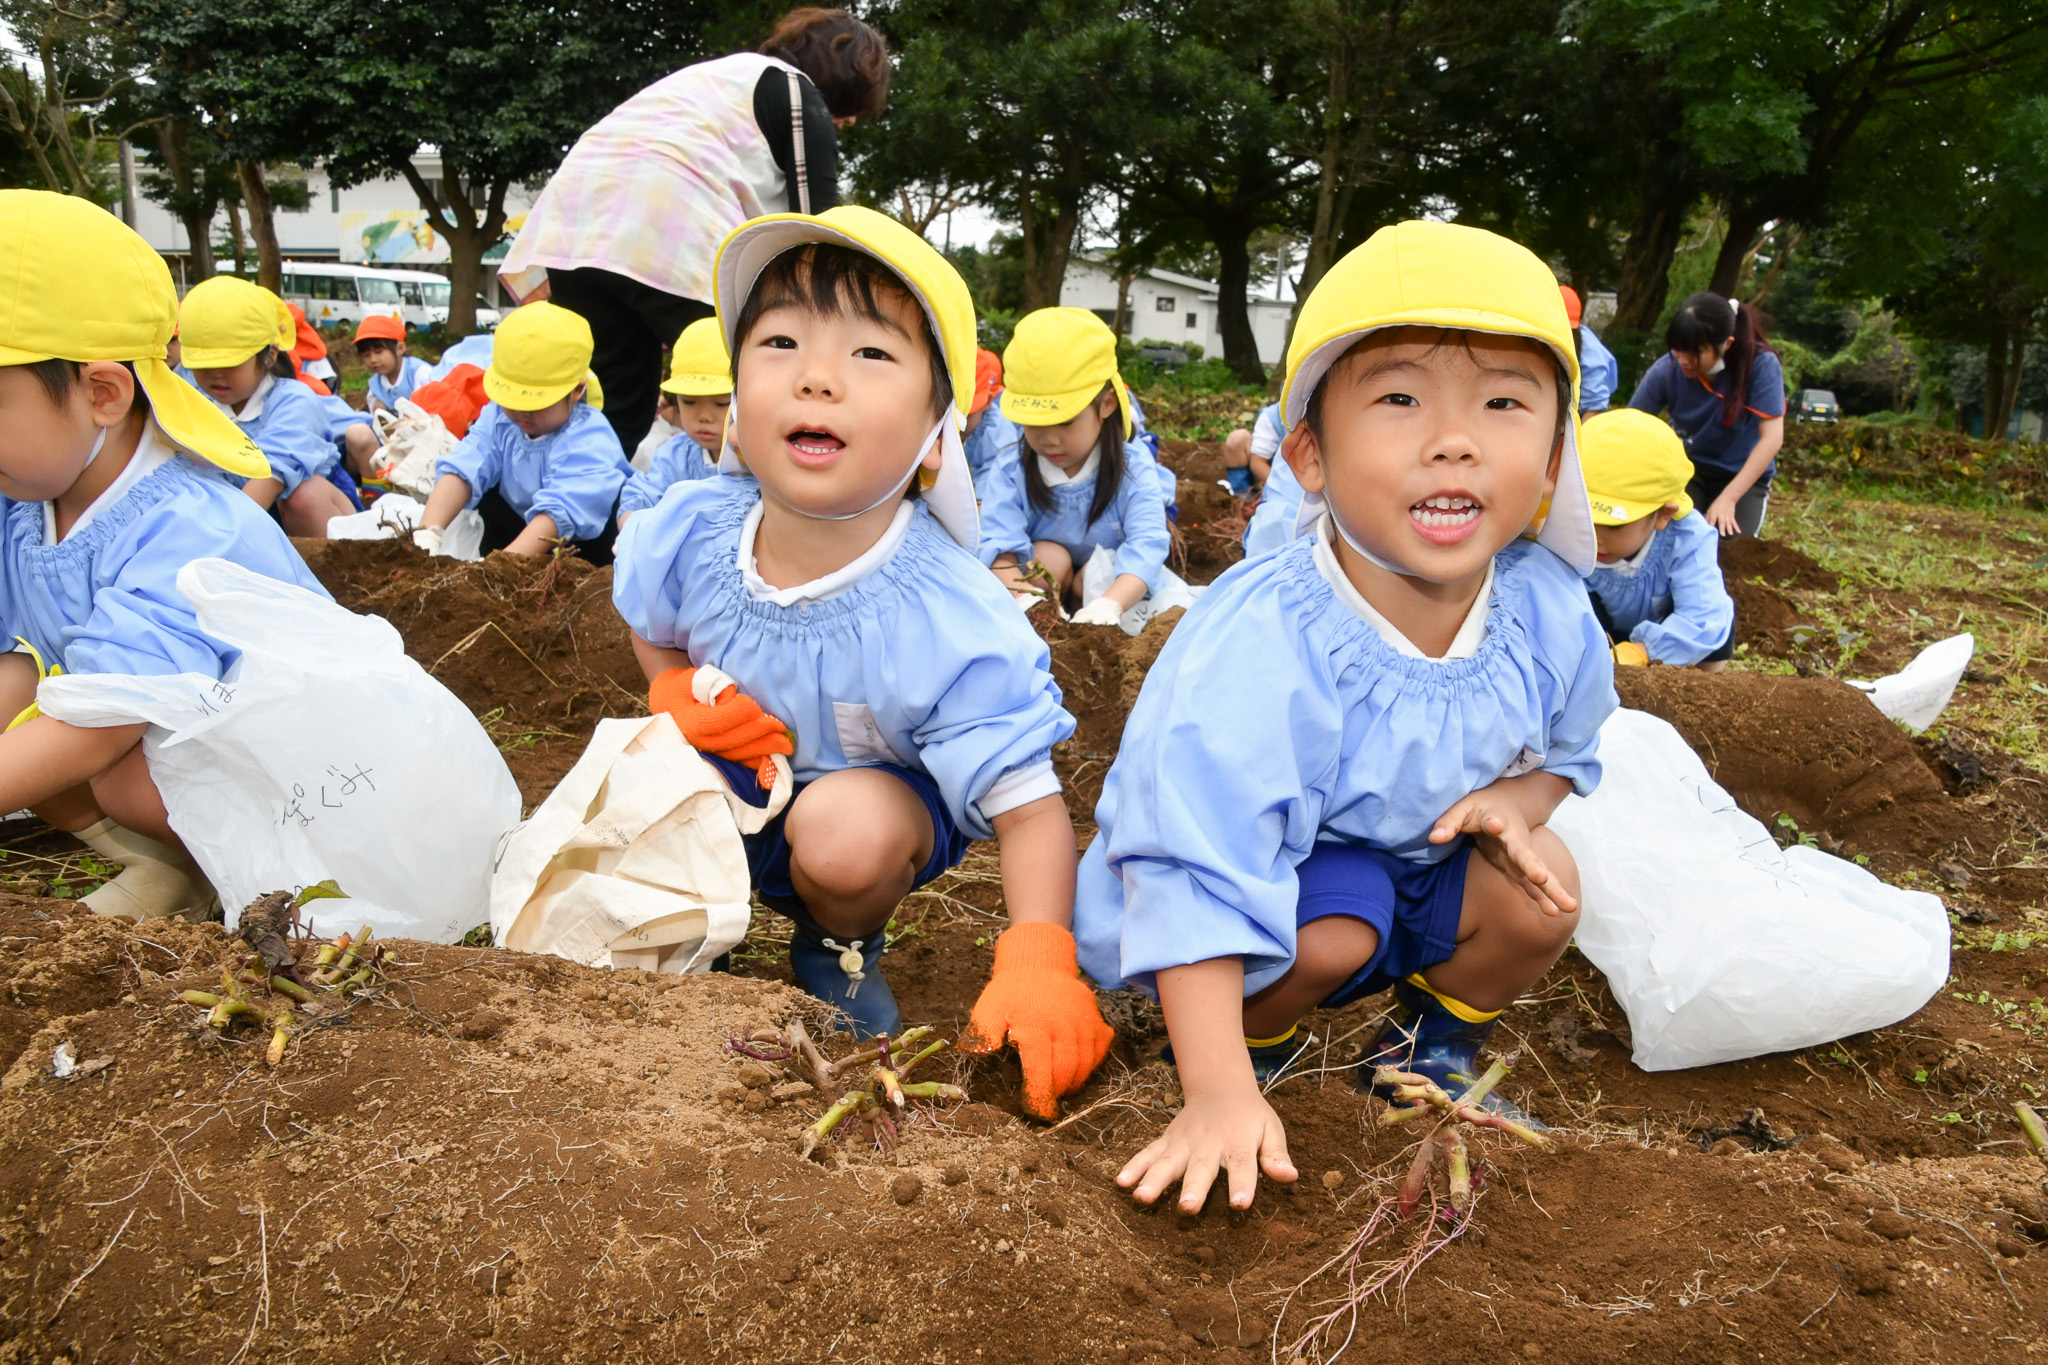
xmin=648 ymin=667 xmax=794 ymax=788
xmin=1612 ymin=641 xmax=1650 ymax=667
xmin=962 ymin=922 xmax=1113 ymax=1120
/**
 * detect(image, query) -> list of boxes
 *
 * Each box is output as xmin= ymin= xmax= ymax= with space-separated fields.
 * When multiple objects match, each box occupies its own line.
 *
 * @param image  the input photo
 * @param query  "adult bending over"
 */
xmin=1626 ymin=292 xmax=1785 ymax=537
xmin=499 ymin=7 xmax=889 ymax=453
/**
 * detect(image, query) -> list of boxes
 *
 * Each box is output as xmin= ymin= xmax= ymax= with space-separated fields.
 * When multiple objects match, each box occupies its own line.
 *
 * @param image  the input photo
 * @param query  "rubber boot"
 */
xmin=73 ymin=818 xmax=218 ymax=923
xmin=788 ymin=928 xmax=900 ymax=1039
xmin=1358 ymin=975 xmax=1547 ymax=1131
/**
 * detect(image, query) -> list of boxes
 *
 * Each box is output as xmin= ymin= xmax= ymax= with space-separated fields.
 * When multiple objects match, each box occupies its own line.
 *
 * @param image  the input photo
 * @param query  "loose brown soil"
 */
xmin=3 ymin=452 xmax=2044 ymax=1361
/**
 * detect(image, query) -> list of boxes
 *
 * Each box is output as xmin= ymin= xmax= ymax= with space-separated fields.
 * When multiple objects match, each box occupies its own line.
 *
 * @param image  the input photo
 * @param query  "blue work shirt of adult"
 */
xmin=1627 ymin=350 xmax=1785 ymax=478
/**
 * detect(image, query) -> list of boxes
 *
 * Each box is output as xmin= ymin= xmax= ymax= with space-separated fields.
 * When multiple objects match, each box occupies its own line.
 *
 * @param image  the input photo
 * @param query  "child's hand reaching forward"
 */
xmin=1118 ymin=1085 xmax=1295 ymax=1214
xmin=1430 ymin=772 xmax=1577 ymax=915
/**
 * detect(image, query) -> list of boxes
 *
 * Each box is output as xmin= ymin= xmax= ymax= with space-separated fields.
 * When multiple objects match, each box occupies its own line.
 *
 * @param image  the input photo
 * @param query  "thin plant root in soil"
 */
xmin=2 ymin=453 xmax=2045 ymax=1359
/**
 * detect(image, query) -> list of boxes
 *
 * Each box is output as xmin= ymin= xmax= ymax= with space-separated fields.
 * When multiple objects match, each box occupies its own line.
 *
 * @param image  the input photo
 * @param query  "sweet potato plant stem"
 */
xmin=2018 ymin=1103 xmax=2048 ymax=1161
xmin=266 ymin=1013 xmax=293 ymax=1066
xmin=180 ymin=991 xmax=221 ymax=1008
xmin=268 ymin=976 xmax=313 ymax=1004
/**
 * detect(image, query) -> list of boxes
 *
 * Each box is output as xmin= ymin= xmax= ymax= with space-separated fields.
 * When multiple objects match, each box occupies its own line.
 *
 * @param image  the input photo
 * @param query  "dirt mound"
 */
xmin=1614 ymin=668 xmax=2039 ymax=897
xmin=295 ymin=540 xmax=644 ymax=806
xmin=1157 ymin=439 xmax=1247 ymax=586
xmin=1719 ymin=536 xmax=1841 ymax=594
xmin=1042 ymin=610 xmax=1184 ymax=820
xmin=1715 ymin=538 xmax=1837 ymax=656
xmin=5 ymin=896 xmax=2043 ymax=1362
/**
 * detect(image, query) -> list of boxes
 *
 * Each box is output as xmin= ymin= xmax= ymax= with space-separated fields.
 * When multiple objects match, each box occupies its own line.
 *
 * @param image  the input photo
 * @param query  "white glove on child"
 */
xmin=411 ymin=526 xmax=445 ymax=556
xmin=1070 ymin=597 xmax=1127 ymax=627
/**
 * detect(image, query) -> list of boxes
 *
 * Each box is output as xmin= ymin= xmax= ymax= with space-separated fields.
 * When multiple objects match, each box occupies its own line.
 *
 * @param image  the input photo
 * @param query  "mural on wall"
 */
xmin=341 ymin=211 xmax=526 ymax=266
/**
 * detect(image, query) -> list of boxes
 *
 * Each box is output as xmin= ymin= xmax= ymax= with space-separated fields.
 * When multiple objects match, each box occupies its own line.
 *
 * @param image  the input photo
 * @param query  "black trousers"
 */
xmin=1685 ymin=462 xmax=1772 ymax=538
xmin=478 ymin=488 xmax=619 ymax=568
xmin=546 ymin=267 xmax=714 ymax=456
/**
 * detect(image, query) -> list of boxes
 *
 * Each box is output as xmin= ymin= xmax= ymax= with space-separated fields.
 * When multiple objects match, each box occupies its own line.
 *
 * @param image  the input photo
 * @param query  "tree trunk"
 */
xmin=1986 ymin=323 xmax=2025 ymax=441
xmin=156 ymin=120 xmax=217 ymax=280
xmin=397 ymin=163 xmax=508 ymax=338
xmin=1017 ymin=183 xmax=1079 ymax=313
xmin=1613 ymin=172 xmax=1693 ymax=332
xmin=224 ymin=198 xmax=247 ymax=276
xmin=235 ymin=159 xmax=282 ymax=292
xmin=1295 ymin=40 xmax=1354 ymax=318
xmin=1210 ymin=215 xmax=1265 ymax=385
xmin=1708 ymin=202 xmax=1771 ymax=298
xmin=1113 ymin=272 xmax=1131 ymax=339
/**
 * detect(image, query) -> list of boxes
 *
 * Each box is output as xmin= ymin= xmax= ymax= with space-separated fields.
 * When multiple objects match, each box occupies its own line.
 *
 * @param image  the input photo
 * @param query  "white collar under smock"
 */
xmin=43 ymin=417 xmax=177 ymax=546
xmin=1035 ymin=451 xmax=1101 ymax=487
xmin=738 ymin=498 xmax=916 ymax=607
xmin=210 ymin=372 xmax=276 ymax=424
xmin=1311 ymin=511 xmax=1494 ymax=661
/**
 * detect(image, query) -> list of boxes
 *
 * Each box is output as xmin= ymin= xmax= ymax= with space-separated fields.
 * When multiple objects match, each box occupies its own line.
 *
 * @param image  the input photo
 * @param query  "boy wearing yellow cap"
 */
xmin=612 ymin=207 xmax=1111 ymax=1118
xmin=1580 ymin=408 xmax=1734 ymax=669
xmin=179 ymin=275 xmax=364 ymax=538
xmin=979 ymin=308 xmax=1171 ymax=624
xmin=0 ymin=191 xmax=330 ymax=920
xmin=617 ymin=318 xmax=733 ymax=526
xmin=1076 ymin=221 xmax=1619 ymax=1214
xmin=414 ymin=302 xmax=633 ymax=562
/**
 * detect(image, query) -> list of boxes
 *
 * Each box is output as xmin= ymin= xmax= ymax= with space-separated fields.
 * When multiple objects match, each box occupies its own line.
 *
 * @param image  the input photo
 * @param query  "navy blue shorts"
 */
xmin=703 ymin=754 xmax=969 ymax=933
xmin=1297 ymin=840 xmax=1472 ymax=1009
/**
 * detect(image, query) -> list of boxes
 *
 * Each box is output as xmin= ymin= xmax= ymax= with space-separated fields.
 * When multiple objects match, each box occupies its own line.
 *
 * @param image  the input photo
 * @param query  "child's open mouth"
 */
xmin=1409 ymin=492 xmax=1483 ymax=546
xmin=785 ymin=429 xmax=846 ymax=467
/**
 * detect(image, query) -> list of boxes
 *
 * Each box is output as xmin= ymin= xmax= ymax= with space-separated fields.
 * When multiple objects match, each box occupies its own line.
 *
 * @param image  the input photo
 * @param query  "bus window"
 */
xmin=399 ymin=283 xmax=423 ymax=306
xmin=358 ymin=277 xmax=401 ymax=305
xmin=425 ymin=281 xmax=452 ymax=307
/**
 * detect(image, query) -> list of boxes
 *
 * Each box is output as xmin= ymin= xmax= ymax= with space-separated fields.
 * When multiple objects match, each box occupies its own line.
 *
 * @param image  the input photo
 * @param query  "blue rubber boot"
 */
xmin=1358 ymin=976 xmax=1546 ymax=1131
xmin=788 ymin=928 xmax=900 ymax=1039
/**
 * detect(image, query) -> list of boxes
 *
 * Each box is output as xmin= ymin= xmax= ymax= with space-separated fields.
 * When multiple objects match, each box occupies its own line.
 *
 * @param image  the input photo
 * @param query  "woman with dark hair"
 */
xmin=1626 ymin=291 xmax=1786 ymax=537
xmin=499 ymin=8 xmax=890 ymax=453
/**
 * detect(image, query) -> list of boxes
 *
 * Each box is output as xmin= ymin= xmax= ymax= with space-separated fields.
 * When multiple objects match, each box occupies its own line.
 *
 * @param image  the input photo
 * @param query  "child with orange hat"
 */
xmin=960 ymin=346 xmax=1020 ymax=499
xmin=355 ymin=314 xmax=433 ymax=412
xmin=0 ymin=191 xmax=329 ymax=921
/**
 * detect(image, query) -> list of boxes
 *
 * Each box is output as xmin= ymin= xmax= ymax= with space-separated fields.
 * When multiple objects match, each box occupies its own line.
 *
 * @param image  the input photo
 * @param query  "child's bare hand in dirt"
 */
xmin=1118 ymin=1083 xmax=1296 ymax=1213
xmin=1430 ymin=773 xmax=1577 ymax=915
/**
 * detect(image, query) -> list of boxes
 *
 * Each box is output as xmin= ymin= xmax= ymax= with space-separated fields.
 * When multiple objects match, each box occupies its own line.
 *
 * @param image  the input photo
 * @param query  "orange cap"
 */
xmin=970 ymin=347 xmax=1003 ymax=414
xmin=354 ymin=313 xmax=405 ymax=345
xmin=1559 ymin=285 xmax=1583 ymax=329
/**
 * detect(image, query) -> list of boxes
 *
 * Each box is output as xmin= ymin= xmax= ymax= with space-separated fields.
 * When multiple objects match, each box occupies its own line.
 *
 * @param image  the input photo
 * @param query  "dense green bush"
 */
xmin=1782 ymin=416 xmax=2044 ymax=508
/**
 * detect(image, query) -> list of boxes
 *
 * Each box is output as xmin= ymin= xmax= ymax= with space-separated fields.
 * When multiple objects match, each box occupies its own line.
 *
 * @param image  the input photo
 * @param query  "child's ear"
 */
xmin=1542 ymin=432 xmax=1564 ymax=499
xmin=80 ymin=360 xmax=135 ymax=426
xmin=1654 ymin=504 xmax=1680 ymax=530
xmin=1282 ymin=422 xmax=1326 ymax=495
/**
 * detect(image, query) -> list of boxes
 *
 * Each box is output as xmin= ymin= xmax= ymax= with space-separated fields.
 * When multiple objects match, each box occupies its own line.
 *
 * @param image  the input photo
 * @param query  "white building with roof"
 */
xmin=1059 ymin=252 xmax=1295 ymax=367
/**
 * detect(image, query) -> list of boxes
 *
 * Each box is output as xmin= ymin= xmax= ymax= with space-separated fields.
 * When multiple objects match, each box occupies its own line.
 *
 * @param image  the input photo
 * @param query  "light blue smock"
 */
xmin=1578 ymin=327 xmax=1619 ymax=414
xmin=976 ymin=446 xmax=1172 ymax=592
xmin=1073 ymin=535 xmax=1617 ymax=995
xmin=1247 ymin=402 xmax=1285 ymax=463
xmin=1586 ymin=510 xmax=1732 ymax=665
xmin=428 ymin=334 xmax=495 ymax=380
xmin=191 ymin=373 xmax=342 ymax=498
xmin=1242 ymin=445 xmax=1305 ymax=558
xmin=618 ymin=433 xmax=720 ymax=517
xmin=1128 ymin=394 xmax=1177 ymax=509
xmin=612 ymin=479 xmax=1076 ymax=840
xmin=1 ymin=442 xmax=329 ymax=679
xmin=435 ymin=403 xmax=631 ymax=542
xmin=964 ymin=407 xmax=1023 ymax=502
xmin=367 ymin=355 xmax=433 ymax=409
xmin=310 ymin=387 xmax=370 ymax=443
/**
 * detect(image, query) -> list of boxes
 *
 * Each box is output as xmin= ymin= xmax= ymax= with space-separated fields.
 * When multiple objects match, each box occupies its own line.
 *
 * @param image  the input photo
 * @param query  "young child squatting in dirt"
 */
xmin=612 ymin=207 xmax=1112 ymax=1118
xmin=0 ymin=191 xmax=330 ymax=920
xmin=617 ymin=318 xmax=734 ymax=526
xmin=1580 ymin=408 xmax=1735 ymax=670
xmin=178 ymin=276 xmax=364 ymax=539
xmin=1074 ymin=220 xmax=1618 ymax=1212
xmin=413 ymin=302 xmax=633 ymax=564
xmin=978 ymin=308 xmax=1172 ymax=625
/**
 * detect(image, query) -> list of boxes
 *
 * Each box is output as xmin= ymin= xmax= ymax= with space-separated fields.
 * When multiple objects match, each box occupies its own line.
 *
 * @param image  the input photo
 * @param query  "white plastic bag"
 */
xmin=1079 ymin=545 xmax=1204 ymax=636
xmin=1847 ymin=633 xmax=1974 ymax=734
xmin=373 ymin=398 xmax=462 ymax=500
xmin=489 ymin=714 xmax=791 ymax=974
xmin=325 ymin=493 xmax=485 ymax=562
xmin=36 ymin=558 xmax=522 ymax=942
xmin=1550 ymin=707 xmax=1949 ymax=1071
